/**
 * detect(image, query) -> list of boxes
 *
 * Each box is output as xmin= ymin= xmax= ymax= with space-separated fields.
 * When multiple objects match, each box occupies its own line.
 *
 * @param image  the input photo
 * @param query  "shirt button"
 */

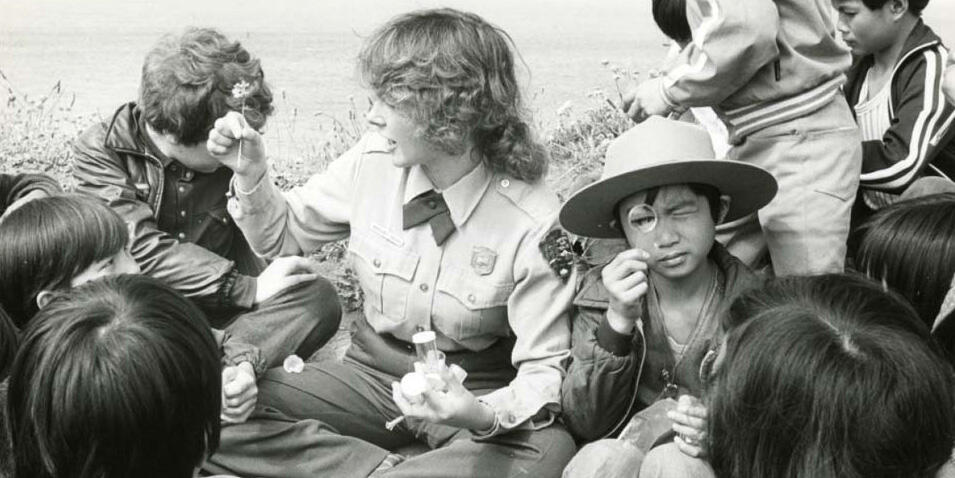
xmin=500 ymin=179 xmax=510 ymax=188
xmin=426 ymin=200 xmax=437 ymax=209
xmin=178 ymin=185 xmax=186 ymax=193
xmin=372 ymin=258 xmax=381 ymax=268
xmin=177 ymin=232 xmax=186 ymax=240
xmin=467 ymin=294 xmax=476 ymax=303
xmin=184 ymin=171 xmax=194 ymax=180
xmin=419 ymin=284 xmax=429 ymax=292
xmin=179 ymin=210 xmax=187 ymax=217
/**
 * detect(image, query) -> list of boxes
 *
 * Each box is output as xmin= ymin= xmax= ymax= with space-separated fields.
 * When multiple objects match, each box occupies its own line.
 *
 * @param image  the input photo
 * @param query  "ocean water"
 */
xmin=2 ymin=0 xmax=953 ymax=141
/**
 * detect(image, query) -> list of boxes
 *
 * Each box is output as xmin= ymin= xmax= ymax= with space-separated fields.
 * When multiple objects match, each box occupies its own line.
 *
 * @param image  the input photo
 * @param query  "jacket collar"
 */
xmin=102 ymin=102 xmax=173 ymax=167
xmin=847 ymin=19 xmax=943 ymax=97
xmin=404 ymin=163 xmax=491 ymax=228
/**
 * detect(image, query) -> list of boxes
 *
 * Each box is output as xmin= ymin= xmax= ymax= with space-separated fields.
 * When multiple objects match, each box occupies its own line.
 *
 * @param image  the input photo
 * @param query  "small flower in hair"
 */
xmin=231 ymin=80 xmax=253 ymax=101
xmin=231 ymin=80 xmax=255 ymax=167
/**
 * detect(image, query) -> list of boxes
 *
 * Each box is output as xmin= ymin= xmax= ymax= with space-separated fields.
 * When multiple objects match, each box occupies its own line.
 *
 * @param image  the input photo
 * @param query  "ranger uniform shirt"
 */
xmin=228 ymin=133 xmax=574 ymax=434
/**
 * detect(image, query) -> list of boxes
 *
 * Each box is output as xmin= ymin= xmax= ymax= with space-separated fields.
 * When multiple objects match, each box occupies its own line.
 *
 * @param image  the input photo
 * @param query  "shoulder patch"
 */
xmin=539 ymin=229 xmax=575 ymax=283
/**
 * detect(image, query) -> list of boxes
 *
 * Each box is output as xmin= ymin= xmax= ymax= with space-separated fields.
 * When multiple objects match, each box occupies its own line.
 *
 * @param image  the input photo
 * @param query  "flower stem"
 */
xmin=237 ymin=104 xmax=246 ymax=169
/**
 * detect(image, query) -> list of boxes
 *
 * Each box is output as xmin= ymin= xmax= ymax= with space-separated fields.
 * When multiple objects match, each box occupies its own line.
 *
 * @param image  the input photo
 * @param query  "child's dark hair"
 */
xmin=855 ymin=193 xmax=955 ymax=328
xmin=652 ymin=0 xmax=691 ymax=44
xmin=708 ymin=274 xmax=955 ymax=478
xmin=358 ymin=8 xmax=549 ymax=182
xmin=140 ymin=27 xmax=273 ymax=146
xmin=0 ymin=194 xmax=129 ymax=327
xmin=0 ymin=305 xmax=16 ymax=380
xmin=7 ymin=275 xmax=221 ymax=478
xmin=861 ymin=0 xmax=929 ymax=15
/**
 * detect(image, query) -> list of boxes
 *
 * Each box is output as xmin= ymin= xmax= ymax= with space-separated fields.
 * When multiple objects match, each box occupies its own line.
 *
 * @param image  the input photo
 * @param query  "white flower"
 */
xmin=283 ymin=354 xmax=305 ymax=374
xmin=231 ymin=80 xmax=253 ymax=100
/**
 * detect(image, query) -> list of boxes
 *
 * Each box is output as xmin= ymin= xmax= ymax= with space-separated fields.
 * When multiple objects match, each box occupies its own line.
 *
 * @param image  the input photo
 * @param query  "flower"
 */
xmin=231 ymin=80 xmax=253 ymax=100
xmin=231 ymin=80 xmax=255 ymax=168
xmin=283 ymin=354 xmax=305 ymax=373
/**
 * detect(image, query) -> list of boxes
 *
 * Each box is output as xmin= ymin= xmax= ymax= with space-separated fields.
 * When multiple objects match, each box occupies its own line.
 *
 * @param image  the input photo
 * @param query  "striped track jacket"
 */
xmin=844 ymin=20 xmax=955 ymax=192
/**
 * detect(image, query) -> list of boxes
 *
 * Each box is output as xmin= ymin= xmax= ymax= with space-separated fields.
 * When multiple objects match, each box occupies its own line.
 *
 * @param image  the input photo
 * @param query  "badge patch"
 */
xmin=539 ymin=229 xmax=575 ymax=282
xmin=471 ymin=246 xmax=497 ymax=276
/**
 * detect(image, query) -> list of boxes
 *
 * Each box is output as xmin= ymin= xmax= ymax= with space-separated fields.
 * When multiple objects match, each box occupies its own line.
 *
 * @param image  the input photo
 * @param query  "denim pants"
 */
xmin=205 ymin=277 xmax=342 ymax=368
xmin=716 ymin=96 xmax=862 ymax=275
xmin=204 ymin=320 xmax=576 ymax=477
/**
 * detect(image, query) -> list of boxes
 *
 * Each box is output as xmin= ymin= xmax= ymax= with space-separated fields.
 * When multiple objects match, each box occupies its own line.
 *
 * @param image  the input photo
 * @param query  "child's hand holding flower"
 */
xmin=207 ymin=110 xmax=269 ymax=190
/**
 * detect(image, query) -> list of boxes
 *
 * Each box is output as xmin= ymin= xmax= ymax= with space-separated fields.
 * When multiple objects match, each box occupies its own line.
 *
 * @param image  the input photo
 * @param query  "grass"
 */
xmin=0 ymin=69 xmax=633 ymax=318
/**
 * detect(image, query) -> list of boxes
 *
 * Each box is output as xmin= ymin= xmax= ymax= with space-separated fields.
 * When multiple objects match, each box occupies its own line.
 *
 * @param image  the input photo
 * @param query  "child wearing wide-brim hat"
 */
xmin=560 ymin=117 xmax=776 ymax=477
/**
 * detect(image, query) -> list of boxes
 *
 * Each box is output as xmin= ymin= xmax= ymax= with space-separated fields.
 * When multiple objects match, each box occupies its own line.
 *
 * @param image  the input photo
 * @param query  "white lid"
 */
xmin=412 ymin=330 xmax=437 ymax=344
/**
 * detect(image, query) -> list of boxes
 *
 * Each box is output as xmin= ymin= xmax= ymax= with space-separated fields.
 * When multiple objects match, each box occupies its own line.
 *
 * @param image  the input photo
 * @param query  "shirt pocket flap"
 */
xmin=438 ymin=265 xmax=513 ymax=311
xmin=350 ymin=234 xmax=419 ymax=281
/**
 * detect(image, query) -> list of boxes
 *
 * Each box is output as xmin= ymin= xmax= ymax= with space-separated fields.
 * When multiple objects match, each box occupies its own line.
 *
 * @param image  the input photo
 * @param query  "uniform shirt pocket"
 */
xmin=435 ymin=264 xmax=514 ymax=344
xmin=349 ymin=233 xmax=419 ymax=321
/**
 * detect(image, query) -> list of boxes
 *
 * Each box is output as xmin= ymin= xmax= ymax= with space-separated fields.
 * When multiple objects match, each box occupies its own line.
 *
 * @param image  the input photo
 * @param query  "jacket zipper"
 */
xmin=110 ymin=147 xmax=165 ymax=220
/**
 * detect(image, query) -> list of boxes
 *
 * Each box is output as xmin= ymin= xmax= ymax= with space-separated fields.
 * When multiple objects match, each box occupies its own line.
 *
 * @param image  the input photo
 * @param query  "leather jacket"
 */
xmin=560 ymin=241 xmax=761 ymax=443
xmin=72 ymin=103 xmax=258 ymax=308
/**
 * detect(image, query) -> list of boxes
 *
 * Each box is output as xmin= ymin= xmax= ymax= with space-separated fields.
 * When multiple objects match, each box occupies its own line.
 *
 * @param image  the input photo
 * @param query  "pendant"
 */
xmin=661 ymin=368 xmax=679 ymax=399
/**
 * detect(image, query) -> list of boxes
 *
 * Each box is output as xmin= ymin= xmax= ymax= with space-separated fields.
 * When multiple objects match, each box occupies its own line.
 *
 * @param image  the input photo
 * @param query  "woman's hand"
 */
xmin=391 ymin=367 xmax=495 ymax=431
xmin=221 ymin=361 xmax=257 ymax=423
xmin=206 ymin=111 xmax=269 ymax=190
xmin=602 ymin=248 xmax=650 ymax=333
xmin=668 ymin=394 xmax=708 ymax=458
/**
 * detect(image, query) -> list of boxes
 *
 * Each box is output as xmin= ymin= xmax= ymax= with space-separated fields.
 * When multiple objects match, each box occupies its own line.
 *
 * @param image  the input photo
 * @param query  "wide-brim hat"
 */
xmin=560 ymin=117 xmax=777 ymax=238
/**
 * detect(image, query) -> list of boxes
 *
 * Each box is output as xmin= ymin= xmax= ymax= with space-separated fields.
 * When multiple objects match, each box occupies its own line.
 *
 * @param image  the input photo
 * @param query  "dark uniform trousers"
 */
xmin=203 ymin=317 xmax=576 ymax=477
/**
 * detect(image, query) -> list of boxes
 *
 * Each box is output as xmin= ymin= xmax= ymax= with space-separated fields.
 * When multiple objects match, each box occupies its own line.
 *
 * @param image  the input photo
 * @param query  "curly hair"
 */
xmin=139 ymin=27 xmax=273 ymax=146
xmin=358 ymin=8 xmax=548 ymax=182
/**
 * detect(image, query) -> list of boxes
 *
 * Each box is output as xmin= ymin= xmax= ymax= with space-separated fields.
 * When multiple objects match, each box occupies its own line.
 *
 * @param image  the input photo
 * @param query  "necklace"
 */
xmin=656 ymin=266 xmax=720 ymax=399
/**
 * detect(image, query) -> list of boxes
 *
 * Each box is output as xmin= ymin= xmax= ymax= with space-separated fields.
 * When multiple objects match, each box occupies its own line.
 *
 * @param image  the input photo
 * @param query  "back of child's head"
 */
xmin=652 ymin=0 xmax=691 ymax=44
xmin=709 ymin=274 xmax=955 ymax=478
xmin=140 ymin=27 xmax=273 ymax=146
xmin=0 ymin=305 xmax=15 ymax=381
xmin=860 ymin=0 xmax=929 ymax=15
xmin=0 ymin=306 xmax=14 ymax=478
xmin=358 ymin=8 xmax=548 ymax=182
xmin=855 ymin=192 xmax=955 ymax=328
xmin=7 ymin=274 xmax=221 ymax=478
xmin=0 ymin=194 xmax=128 ymax=328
